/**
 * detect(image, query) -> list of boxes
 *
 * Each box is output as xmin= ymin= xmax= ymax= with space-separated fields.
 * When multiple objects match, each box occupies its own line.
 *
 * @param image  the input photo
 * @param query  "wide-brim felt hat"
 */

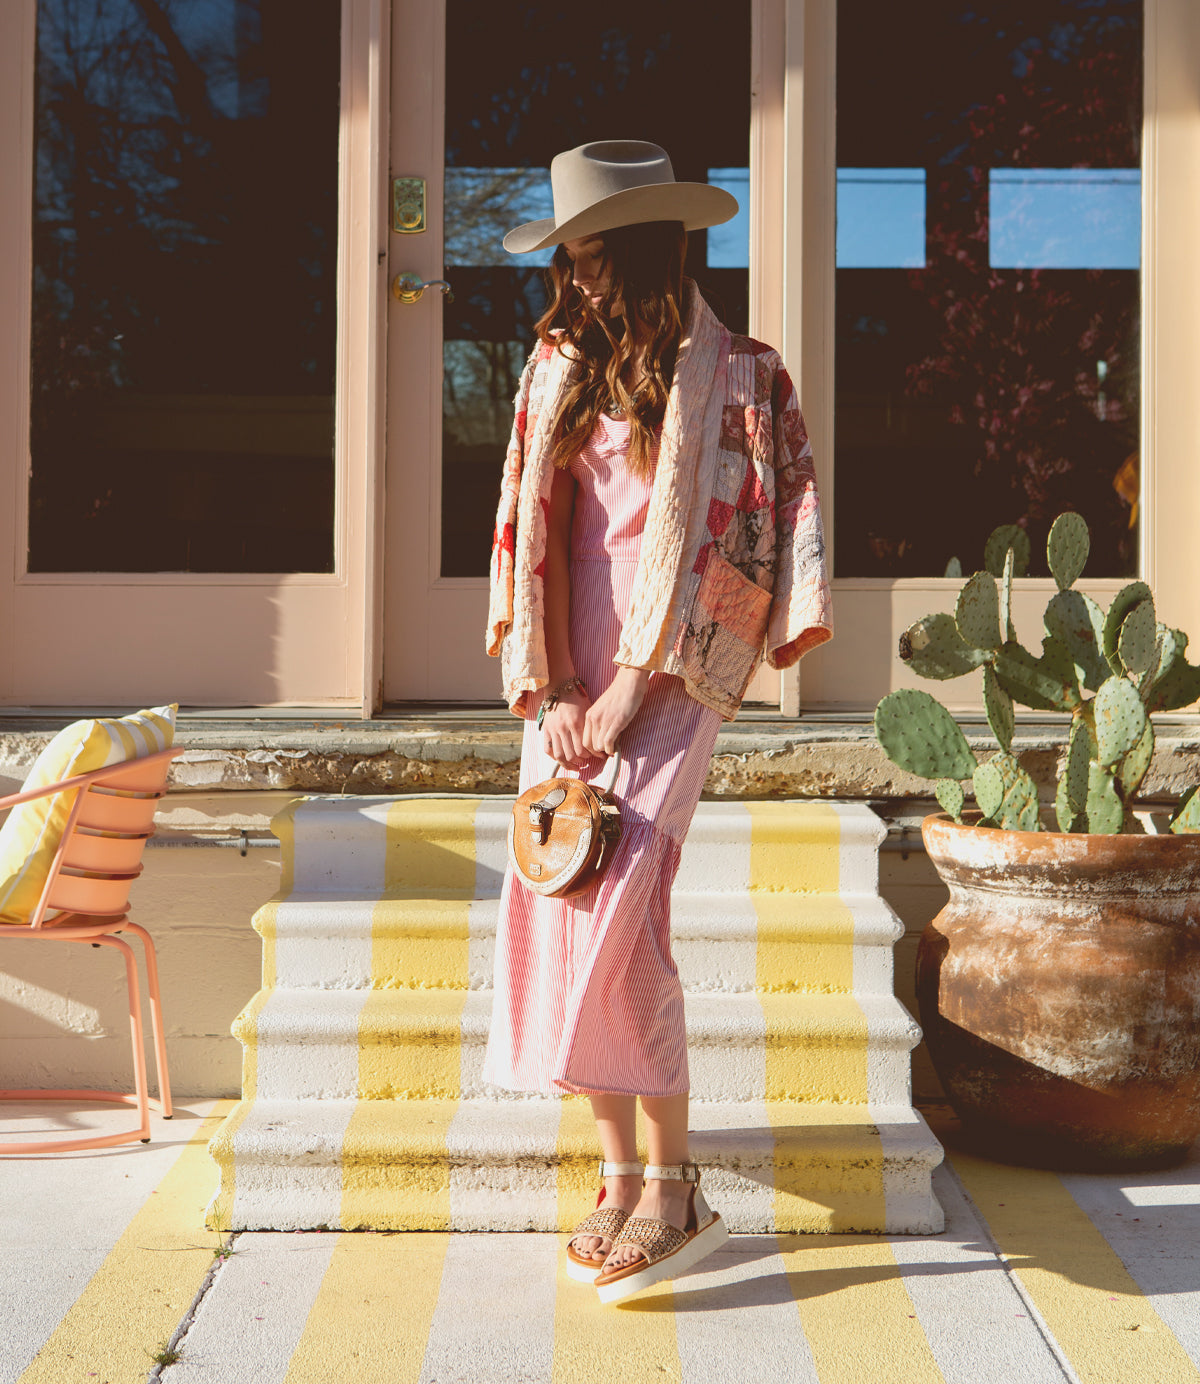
xmin=502 ymin=140 xmax=738 ymax=255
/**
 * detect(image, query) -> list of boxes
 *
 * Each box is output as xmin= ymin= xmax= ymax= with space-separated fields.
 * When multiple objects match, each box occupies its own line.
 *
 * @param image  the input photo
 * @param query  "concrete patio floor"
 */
xmin=2 ymin=1099 xmax=1199 ymax=1384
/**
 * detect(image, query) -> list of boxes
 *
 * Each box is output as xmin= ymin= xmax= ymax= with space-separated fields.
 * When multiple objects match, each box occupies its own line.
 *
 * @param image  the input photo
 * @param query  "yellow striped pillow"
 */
xmin=0 ymin=704 xmax=177 ymax=925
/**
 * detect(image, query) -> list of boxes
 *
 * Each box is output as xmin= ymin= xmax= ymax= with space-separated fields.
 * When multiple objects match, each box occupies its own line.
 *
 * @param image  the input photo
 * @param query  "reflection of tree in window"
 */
xmin=835 ymin=0 xmax=1141 ymax=580
xmin=30 ymin=0 xmax=339 ymax=573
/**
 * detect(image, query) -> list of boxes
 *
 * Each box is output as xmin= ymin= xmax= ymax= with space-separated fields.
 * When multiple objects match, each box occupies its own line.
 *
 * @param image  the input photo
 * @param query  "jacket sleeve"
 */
xmin=486 ymin=347 xmax=540 ymax=658
xmin=764 ymin=361 xmax=834 ymax=669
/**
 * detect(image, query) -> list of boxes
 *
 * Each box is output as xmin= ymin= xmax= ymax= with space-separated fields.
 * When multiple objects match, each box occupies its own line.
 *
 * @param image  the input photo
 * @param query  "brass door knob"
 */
xmin=391 ymin=273 xmax=454 ymax=304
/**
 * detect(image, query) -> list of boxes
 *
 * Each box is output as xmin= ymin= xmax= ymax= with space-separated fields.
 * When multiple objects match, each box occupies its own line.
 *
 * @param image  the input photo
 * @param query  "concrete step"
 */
xmin=209 ymin=1096 xmax=943 ymax=1235
xmin=238 ymin=988 xmax=921 ymax=1105
xmin=262 ymin=889 xmax=903 ymax=996
xmin=210 ymin=796 xmax=944 ymax=1236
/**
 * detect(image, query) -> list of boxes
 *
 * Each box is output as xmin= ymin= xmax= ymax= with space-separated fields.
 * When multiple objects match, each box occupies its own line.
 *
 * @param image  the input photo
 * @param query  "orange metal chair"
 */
xmin=0 ymin=746 xmax=178 ymax=1153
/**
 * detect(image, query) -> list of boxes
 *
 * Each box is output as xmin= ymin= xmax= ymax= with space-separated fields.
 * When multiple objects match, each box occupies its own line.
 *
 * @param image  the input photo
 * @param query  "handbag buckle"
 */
xmin=529 ymin=785 xmax=567 ymax=843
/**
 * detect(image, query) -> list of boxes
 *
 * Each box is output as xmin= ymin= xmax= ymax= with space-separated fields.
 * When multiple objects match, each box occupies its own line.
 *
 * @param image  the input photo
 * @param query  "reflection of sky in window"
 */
xmin=989 ymin=169 xmax=1140 ymax=269
xmin=837 ymin=169 xmax=926 ymax=268
xmin=706 ymin=168 xmax=748 ymax=267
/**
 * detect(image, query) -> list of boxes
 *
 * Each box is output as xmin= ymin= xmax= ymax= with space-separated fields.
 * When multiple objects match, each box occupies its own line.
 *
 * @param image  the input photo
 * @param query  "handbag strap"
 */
xmin=551 ymin=745 xmax=622 ymax=794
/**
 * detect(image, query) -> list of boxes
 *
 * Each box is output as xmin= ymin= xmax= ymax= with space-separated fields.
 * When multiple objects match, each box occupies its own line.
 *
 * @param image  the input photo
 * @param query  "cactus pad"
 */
xmin=956 ymin=571 xmax=1003 ymax=649
xmin=1043 ymin=589 xmax=1109 ymax=693
xmin=1095 ymin=675 xmax=1148 ymax=768
xmin=1055 ymin=774 xmax=1082 ymax=832
xmin=935 ymin=778 xmax=965 ymax=822
xmin=1117 ymin=717 xmax=1155 ymax=800
xmin=984 ymin=525 xmax=1030 ymax=578
xmin=999 ymin=546 xmax=1017 ymax=643
xmin=900 ymin=612 xmax=990 ymax=680
xmin=1170 ymin=787 xmax=1200 ymax=834
xmin=1047 ymin=511 xmax=1090 ymax=591
xmin=1102 ymin=581 xmax=1153 ymax=675
xmin=982 ymin=664 xmax=1014 ymax=752
xmin=1145 ymin=630 xmax=1200 ymax=713
xmin=874 ymin=689 xmax=979 ymax=782
xmin=1085 ymin=763 xmax=1124 ymax=834
xmin=1065 ymin=717 xmax=1091 ymax=816
xmin=944 ymin=556 xmax=963 ymax=579
xmin=973 ymin=752 xmax=1040 ymax=830
xmin=1117 ymin=599 xmax=1158 ymax=677
xmin=993 ymin=638 xmax=1080 ymax=712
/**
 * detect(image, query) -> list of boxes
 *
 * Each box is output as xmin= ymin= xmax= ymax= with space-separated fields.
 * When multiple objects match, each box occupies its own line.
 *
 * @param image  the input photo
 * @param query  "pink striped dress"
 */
xmin=482 ymin=412 xmax=721 ymax=1098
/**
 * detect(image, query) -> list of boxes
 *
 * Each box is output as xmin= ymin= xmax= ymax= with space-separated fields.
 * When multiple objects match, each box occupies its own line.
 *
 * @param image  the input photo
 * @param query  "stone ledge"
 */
xmin=3 ymin=710 xmax=1200 ymax=801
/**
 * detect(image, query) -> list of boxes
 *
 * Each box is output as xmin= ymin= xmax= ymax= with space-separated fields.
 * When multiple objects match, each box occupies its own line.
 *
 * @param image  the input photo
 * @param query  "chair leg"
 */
xmin=121 ymin=921 xmax=172 ymax=1119
xmin=94 ymin=936 xmax=151 ymax=1143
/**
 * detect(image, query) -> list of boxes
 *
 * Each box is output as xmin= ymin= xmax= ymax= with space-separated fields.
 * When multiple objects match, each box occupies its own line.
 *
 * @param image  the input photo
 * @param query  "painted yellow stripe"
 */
xmin=748 ymin=802 xmax=885 ymax=1231
xmin=341 ymin=799 xmax=478 ymax=1229
xmin=951 ymin=1150 xmax=1200 ymax=1384
xmin=552 ymin=1245 xmax=681 ymax=1382
xmin=767 ymin=1104 xmax=889 ymax=1232
xmin=283 ymin=1231 xmax=449 ymax=1384
xmin=206 ymin=802 xmax=300 ymax=1229
xmin=777 ymin=1234 xmax=946 ymax=1384
xmin=19 ymin=1103 xmax=232 ymax=1384
xmin=556 ymin=1094 xmax=604 ymax=1233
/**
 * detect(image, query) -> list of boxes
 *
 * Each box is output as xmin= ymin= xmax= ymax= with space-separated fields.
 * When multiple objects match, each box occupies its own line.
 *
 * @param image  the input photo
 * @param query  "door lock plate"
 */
xmin=392 ymin=177 xmax=426 ymax=233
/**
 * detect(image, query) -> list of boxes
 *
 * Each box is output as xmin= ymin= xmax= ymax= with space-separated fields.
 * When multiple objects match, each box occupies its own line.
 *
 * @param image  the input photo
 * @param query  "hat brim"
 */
xmin=502 ymin=181 xmax=738 ymax=254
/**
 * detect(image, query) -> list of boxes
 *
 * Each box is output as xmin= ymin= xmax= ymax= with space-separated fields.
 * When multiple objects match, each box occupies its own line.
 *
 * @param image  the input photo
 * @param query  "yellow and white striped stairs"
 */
xmin=207 ymin=797 xmax=943 ymax=1235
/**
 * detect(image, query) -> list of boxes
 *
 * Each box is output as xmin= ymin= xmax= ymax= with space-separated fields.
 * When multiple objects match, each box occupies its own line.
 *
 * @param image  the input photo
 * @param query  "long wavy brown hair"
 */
xmin=535 ymin=220 xmax=687 ymax=477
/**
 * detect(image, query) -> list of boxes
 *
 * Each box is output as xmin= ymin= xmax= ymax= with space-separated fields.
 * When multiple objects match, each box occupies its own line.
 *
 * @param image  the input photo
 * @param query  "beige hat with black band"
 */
xmin=502 ymin=140 xmax=738 ymax=255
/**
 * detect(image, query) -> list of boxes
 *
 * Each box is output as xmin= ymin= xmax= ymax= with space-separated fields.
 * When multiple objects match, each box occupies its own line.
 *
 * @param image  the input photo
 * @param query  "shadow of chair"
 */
xmin=0 ymin=746 xmax=178 ymax=1153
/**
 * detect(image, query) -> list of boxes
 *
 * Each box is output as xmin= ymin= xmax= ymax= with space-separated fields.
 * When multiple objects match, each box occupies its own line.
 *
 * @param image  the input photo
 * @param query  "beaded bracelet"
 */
xmin=537 ymin=675 xmax=586 ymax=730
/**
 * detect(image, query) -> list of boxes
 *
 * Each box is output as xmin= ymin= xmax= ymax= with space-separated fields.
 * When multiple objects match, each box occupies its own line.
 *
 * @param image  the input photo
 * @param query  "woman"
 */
xmin=483 ymin=140 xmax=833 ymax=1304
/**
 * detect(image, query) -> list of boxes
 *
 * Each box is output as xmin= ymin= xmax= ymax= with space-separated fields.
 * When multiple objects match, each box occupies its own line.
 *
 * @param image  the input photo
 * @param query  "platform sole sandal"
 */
xmin=565 ymin=1160 xmax=644 ymax=1283
xmin=594 ymin=1162 xmax=729 ymax=1305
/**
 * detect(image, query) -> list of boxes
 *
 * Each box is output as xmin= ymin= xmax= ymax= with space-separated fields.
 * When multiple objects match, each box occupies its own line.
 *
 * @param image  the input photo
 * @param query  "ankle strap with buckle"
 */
xmin=643 ymin=1162 xmax=699 ymax=1183
xmin=599 ymin=1161 xmax=644 ymax=1178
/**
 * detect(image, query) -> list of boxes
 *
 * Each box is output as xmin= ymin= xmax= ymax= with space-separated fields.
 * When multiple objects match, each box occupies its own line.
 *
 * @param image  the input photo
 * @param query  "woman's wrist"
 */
xmin=613 ymin=664 xmax=652 ymax=686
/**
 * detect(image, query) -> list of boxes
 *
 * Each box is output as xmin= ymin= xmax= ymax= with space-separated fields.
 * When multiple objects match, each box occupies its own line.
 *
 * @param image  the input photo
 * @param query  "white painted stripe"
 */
xmin=161 ymin=1232 xmax=338 ymax=1383
xmin=674 ymin=1237 xmax=821 ymax=1383
xmin=228 ymin=1101 xmax=361 ymax=1231
xmin=687 ymin=1101 xmax=777 ymax=1233
xmin=447 ymin=1100 xmax=562 ymax=1231
xmin=416 ymin=1234 xmax=558 ymax=1384
xmin=250 ymin=990 xmax=370 ymax=1101
xmin=270 ymin=896 xmax=377 ymax=990
xmin=288 ymin=796 xmax=392 ymax=893
xmin=1061 ymin=1162 xmax=1200 ymax=1369
xmin=676 ymin=802 xmax=752 ymax=892
xmin=893 ymin=1164 xmax=1064 ymax=1383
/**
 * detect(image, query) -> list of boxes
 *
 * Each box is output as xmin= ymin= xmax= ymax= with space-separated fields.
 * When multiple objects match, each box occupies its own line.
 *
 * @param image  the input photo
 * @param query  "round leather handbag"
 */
xmin=508 ymin=752 xmax=622 ymax=898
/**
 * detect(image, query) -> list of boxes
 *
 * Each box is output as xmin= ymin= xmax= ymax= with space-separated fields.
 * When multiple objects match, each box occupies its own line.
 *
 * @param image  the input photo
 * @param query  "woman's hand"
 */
xmin=582 ymin=667 xmax=651 ymax=758
xmin=542 ymin=686 xmax=591 ymax=770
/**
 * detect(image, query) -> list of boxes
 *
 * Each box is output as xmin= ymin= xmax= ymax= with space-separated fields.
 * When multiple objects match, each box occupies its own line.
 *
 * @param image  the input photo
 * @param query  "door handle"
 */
xmin=391 ymin=272 xmax=454 ymax=304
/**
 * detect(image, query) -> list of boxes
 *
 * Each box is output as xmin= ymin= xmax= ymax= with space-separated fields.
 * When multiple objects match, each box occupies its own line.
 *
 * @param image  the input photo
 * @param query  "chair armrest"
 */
xmin=0 ymin=747 xmax=179 ymax=812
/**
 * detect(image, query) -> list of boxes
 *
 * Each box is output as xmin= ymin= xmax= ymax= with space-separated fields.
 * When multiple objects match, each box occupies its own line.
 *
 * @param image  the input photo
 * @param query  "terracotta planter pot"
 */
xmin=918 ymin=814 xmax=1200 ymax=1170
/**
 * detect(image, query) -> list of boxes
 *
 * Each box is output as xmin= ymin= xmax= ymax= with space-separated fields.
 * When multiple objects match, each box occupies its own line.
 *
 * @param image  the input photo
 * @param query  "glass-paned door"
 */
xmin=385 ymin=0 xmax=753 ymax=701
xmin=1 ymin=0 xmax=373 ymax=708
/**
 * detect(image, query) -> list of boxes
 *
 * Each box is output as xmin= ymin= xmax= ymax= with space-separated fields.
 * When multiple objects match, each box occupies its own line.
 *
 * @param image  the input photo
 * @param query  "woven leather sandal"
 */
xmin=594 ymin=1162 xmax=728 ymax=1304
xmin=565 ymin=1160 xmax=644 ymax=1283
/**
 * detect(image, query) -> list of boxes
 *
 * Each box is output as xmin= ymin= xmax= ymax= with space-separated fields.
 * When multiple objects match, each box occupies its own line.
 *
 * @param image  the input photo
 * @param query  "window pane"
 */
xmin=835 ymin=0 xmax=1142 ymax=579
xmin=29 ymin=0 xmax=340 ymax=574
xmin=441 ymin=0 xmax=751 ymax=579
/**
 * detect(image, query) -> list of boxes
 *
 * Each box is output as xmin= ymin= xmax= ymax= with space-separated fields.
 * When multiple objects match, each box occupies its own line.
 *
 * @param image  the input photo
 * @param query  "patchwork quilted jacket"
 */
xmin=486 ymin=283 xmax=833 ymax=720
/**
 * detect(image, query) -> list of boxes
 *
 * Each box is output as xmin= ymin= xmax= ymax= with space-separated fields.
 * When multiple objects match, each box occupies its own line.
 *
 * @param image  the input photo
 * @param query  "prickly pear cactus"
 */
xmin=874 ymin=689 xmax=979 ymax=782
xmin=875 ymin=510 xmax=1200 ymax=834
